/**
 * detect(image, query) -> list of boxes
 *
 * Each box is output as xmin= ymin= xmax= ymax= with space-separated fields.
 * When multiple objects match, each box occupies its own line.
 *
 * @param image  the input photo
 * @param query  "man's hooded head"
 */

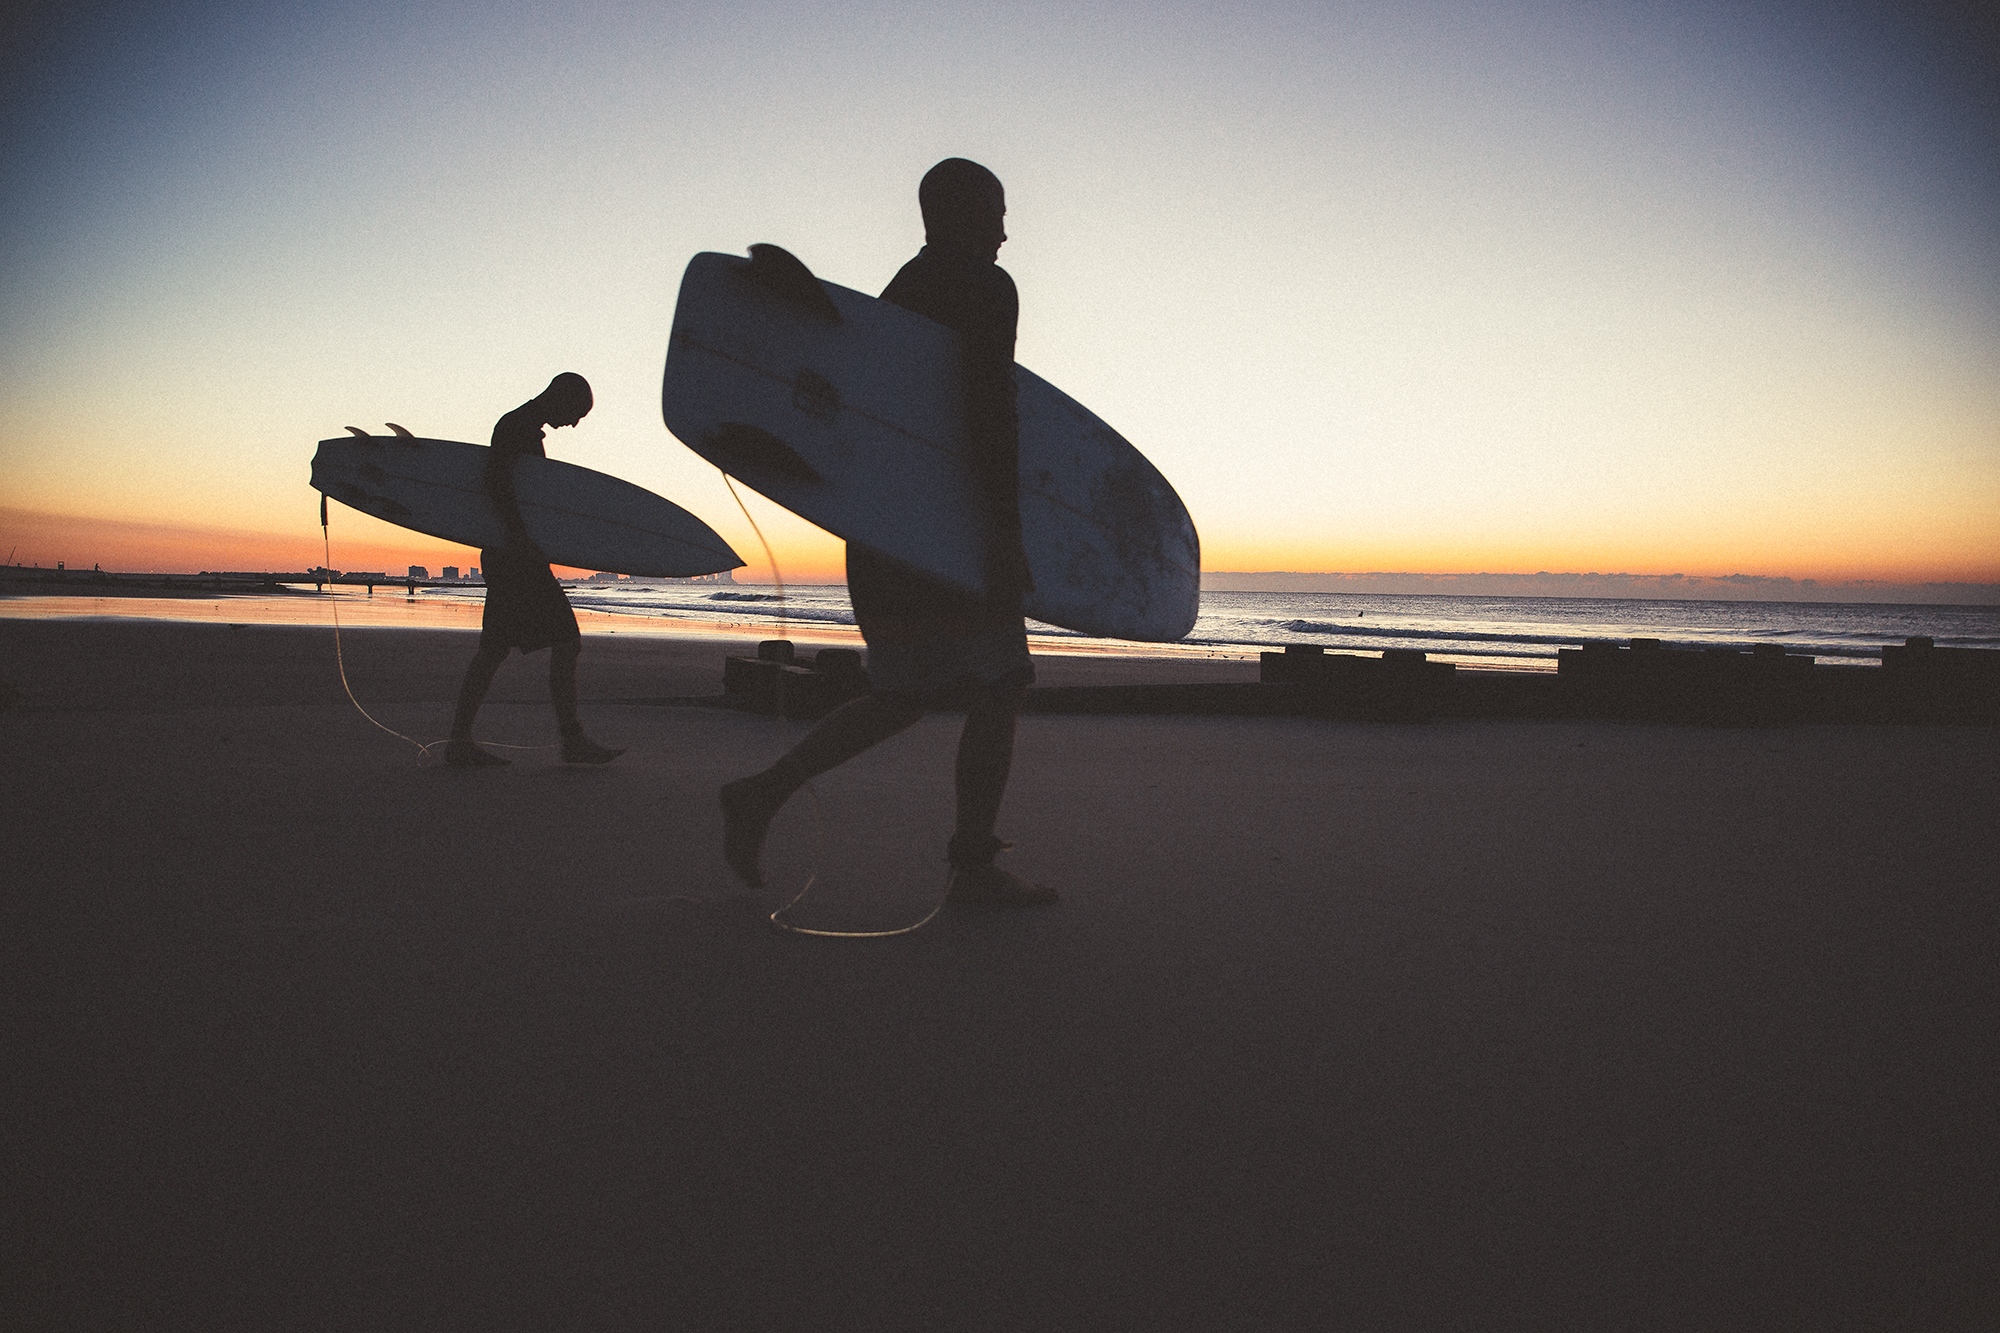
xmin=920 ymin=158 xmax=1006 ymax=257
xmin=539 ymin=372 xmax=593 ymax=428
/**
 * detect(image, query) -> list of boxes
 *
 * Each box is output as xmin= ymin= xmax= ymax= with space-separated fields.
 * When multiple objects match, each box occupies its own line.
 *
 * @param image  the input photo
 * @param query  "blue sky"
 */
xmin=3 ymin=0 xmax=1994 ymax=586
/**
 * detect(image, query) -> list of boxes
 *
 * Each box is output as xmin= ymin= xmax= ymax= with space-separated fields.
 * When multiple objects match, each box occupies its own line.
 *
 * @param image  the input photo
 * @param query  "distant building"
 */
xmin=677 ymin=570 xmax=734 ymax=583
xmin=586 ymin=571 xmax=624 ymax=583
xmin=469 ymin=567 xmax=480 ymax=580
xmin=408 ymin=565 xmax=428 ymax=580
xmin=442 ymin=565 xmax=460 ymax=580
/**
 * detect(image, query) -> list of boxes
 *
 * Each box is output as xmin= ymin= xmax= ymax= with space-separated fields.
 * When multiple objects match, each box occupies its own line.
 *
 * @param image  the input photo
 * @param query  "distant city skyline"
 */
xmin=4 ymin=2 xmax=1994 ymax=592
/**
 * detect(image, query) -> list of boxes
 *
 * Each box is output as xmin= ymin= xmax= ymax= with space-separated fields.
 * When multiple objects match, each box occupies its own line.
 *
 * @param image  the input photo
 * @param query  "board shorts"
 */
xmin=865 ymin=618 xmax=1035 ymax=707
xmin=478 ymin=546 xmax=579 ymax=653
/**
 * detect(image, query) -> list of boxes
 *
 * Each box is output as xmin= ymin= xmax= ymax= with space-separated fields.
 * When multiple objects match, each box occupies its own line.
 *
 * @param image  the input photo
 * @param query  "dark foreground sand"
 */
xmin=3 ymin=617 xmax=1995 ymax=1330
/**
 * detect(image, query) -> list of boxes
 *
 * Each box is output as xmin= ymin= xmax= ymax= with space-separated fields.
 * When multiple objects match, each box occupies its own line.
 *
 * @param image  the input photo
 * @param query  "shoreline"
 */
xmin=10 ymin=589 xmax=1998 ymax=728
xmin=0 ymin=610 xmax=1265 ymax=718
xmin=4 ymin=610 xmax=1989 ymax=729
xmin=0 ymin=589 xmax=1272 ymax=666
xmin=0 ymin=584 xmax=1561 ymax=675
xmin=23 ymin=581 xmax=1984 ymax=676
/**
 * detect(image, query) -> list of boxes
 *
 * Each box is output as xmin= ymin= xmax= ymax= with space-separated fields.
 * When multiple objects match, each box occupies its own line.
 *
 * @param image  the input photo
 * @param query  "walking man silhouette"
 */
xmin=720 ymin=158 xmax=1054 ymax=905
xmin=445 ymin=373 xmax=624 ymax=767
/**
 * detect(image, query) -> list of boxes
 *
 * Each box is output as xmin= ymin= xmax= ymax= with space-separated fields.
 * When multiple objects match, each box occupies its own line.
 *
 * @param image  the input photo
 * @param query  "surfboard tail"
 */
xmin=704 ymin=422 xmax=824 ymax=485
xmin=741 ymin=244 xmax=842 ymax=324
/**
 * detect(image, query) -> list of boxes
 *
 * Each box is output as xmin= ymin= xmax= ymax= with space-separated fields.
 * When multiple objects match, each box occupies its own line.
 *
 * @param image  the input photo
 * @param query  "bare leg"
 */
xmin=951 ymin=684 xmax=1021 ymax=856
xmin=445 ymin=643 xmax=511 ymax=766
xmin=550 ymin=639 xmax=581 ymax=729
xmin=720 ymin=693 xmax=926 ymax=887
xmin=946 ymin=684 xmax=1055 ymax=905
xmin=551 ymin=639 xmax=622 ymax=763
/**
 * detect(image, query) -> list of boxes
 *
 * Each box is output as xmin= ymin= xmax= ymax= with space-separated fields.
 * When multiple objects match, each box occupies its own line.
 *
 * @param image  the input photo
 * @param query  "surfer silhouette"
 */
xmin=720 ymin=158 xmax=1055 ymax=905
xmin=444 ymin=373 xmax=624 ymax=767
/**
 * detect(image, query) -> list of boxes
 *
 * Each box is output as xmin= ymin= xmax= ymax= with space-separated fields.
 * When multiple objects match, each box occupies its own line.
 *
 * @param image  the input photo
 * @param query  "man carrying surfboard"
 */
xmin=720 ymin=158 xmax=1055 ymax=905
xmin=444 ymin=372 xmax=624 ymax=767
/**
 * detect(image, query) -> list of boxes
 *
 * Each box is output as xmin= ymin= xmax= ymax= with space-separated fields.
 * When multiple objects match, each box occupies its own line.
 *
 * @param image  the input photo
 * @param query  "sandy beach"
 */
xmin=3 ymin=609 xmax=1994 ymax=1328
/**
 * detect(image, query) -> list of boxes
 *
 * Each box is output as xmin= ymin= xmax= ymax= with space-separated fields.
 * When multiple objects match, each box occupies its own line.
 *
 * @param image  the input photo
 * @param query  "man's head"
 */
xmin=920 ymin=157 xmax=1006 ymax=259
xmin=538 ymin=372 xmax=593 ymax=429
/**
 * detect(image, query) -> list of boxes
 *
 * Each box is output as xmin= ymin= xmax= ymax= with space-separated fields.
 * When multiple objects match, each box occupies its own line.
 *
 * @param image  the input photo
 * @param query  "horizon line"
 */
xmin=1203 ymin=570 xmax=2000 ymax=588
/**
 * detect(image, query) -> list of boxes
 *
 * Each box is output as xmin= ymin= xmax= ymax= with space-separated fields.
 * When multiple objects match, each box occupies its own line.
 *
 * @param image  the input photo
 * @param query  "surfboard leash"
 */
xmin=321 ymin=503 xmax=436 ymax=757
xmin=319 ymin=501 xmax=555 ymax=762
xmin=765 ymin=784 xmax=950 ymax=939
xmin=720 ymin=468 xmax=951 ymax=938
xmin=720 ymin=470 xmax=790 ymax=636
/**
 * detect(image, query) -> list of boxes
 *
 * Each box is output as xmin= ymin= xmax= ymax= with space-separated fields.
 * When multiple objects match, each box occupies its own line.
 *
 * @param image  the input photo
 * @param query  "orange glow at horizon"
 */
xmin=0 ymin=504 xmax=853 ymax=583
xmin=8 ymin=504 xmax=1992 ymax=589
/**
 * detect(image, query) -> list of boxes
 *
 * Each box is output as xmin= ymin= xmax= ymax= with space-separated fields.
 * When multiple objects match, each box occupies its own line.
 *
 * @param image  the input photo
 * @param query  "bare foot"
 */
xmin=946 ymin=864 xmax=1058 ymax=907
xmin=720 ymin=776 xmax=785 ymax=888
xmin=444 ymin=739 xmax=509 ymax=767
xmin=561 ymin=737 xmax=625 ymax=765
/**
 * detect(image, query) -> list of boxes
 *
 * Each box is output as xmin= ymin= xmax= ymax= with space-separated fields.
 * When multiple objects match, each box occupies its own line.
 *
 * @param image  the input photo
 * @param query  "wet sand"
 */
xmin=3 ymin=614 xmax=1994 ymax=1328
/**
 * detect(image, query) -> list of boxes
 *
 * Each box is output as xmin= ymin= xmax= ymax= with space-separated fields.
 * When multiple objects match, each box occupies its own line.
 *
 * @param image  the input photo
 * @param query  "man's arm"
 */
xmin=485 ymin=410 xmax=540 ymax=552
xmin=880 ymin=254 xmax=1032 ymax=606
xmin=963 ymin=271 xmax=1032 ymax=602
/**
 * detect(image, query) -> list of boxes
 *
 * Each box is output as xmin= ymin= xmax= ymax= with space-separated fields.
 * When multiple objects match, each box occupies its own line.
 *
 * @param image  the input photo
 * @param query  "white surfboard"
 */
xmin=310 ymin=430 xmax=743 ymax=578
xmin=661 ymin=247 xmax=1200 ymax=642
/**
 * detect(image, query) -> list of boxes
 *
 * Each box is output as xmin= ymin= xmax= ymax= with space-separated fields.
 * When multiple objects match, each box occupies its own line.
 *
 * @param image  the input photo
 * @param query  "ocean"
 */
xmin=419 ymin=582 xmax=2000 ymax=671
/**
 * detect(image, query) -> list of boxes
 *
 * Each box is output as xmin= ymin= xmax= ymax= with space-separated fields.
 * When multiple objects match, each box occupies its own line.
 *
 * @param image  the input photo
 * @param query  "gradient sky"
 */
xmin=3 ymin=0 xmax=1995 ymax=588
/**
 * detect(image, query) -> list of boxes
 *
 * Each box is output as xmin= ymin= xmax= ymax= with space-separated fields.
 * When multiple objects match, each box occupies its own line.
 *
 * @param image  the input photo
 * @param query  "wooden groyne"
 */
xmin=719 ymin=637 xmax=1999 ymax=726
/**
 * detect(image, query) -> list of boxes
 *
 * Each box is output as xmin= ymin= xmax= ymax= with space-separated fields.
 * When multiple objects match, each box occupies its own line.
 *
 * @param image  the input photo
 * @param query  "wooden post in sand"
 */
xmin=721 ymin=641 xmax=871 ymax=720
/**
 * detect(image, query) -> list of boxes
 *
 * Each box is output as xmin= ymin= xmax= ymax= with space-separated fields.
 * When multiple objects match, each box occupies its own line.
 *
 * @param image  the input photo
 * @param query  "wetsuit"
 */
xmin=478 ymin=405 xmax=580 ymax=653
xmin=847 ymin=244 xmax=1033 ymax=700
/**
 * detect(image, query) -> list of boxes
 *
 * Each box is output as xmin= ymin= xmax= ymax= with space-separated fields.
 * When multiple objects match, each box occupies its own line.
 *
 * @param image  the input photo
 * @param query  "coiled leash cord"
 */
xmin=721 ymin=472 xmax=947 ymax=939
xmin=321 ymin=496 xmax=556 ymax=762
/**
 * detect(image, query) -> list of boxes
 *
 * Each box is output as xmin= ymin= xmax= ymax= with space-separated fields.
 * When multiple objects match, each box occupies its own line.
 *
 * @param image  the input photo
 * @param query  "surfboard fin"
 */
xmin=345 ymin=426 xmax=372 ymax=437
xmin=742 ymin=244 xmax=841 ymax=324
xmin=707 ymin=422 xmax=823 ymax=484
xmin=385 ymin=422 xmax=414 ymax=437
